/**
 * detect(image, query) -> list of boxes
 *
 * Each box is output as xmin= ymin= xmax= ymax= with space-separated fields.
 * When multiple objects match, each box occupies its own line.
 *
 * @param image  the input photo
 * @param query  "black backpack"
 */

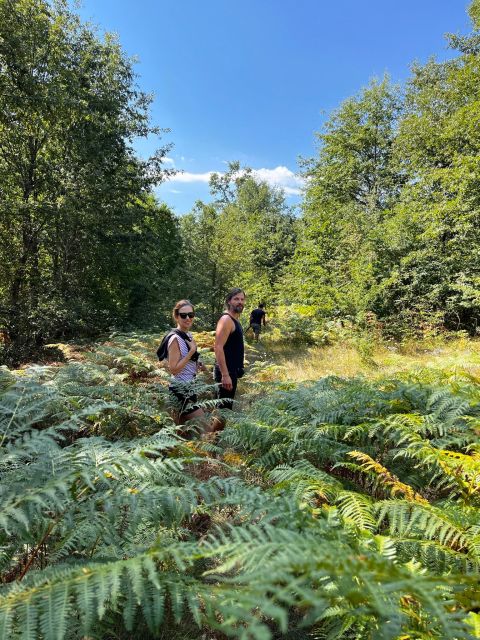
xmin=156 ymin=329 xmax=198 ymax=362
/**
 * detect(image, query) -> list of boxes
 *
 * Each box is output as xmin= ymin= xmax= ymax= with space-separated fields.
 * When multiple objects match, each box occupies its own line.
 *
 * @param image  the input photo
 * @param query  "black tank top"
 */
xmin=219 ymin=313 xmax=244 ymax=375
xmin=250 ymin=308 xmax=265 ymax=324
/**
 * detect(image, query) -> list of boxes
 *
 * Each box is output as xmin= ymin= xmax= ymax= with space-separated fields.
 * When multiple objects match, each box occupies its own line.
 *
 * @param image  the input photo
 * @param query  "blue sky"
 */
xmin=75 ymin=0 xmax=472 ymax=214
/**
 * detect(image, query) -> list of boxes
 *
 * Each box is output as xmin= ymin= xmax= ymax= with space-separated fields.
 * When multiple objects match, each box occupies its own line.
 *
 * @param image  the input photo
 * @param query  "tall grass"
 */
xmin=245 ymin=335 xmax=480 ymax=383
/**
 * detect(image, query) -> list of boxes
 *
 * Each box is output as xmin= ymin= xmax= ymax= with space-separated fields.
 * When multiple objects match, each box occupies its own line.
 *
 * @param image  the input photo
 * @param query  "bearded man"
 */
xmin=213 ymin=288 xmax=246 ymax=417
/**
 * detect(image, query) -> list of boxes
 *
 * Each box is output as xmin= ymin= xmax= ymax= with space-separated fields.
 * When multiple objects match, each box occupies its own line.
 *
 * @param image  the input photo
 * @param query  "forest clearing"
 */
xmin=2 ymin=0 xmax=480 ymax=637
xmin=1 ymin=328 xmax=479 ymax=639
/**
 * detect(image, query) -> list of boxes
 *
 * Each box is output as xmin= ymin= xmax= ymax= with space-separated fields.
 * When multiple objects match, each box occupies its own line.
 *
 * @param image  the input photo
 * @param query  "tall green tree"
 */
xmin=177 ymin=165 xmax=296 ymax=326
xmin=0 ymin=0 xmax=176 ymax=361
xmin=280 ymin=77 xmax=403 ymax=316
xmin=177 ymin=201 xmax=236 ymax=327
xmin=372 ymin=2 xmax=480 ymax=332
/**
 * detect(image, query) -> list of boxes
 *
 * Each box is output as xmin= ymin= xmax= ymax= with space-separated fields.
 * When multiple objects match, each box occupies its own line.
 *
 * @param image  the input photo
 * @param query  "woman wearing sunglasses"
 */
xmin=167 ymin=299 xmax=208 ymax=428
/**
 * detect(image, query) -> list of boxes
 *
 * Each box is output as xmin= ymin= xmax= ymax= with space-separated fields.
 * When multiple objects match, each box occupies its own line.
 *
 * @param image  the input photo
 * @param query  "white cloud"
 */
xmin=166 ymin=164 xmax=304 ymax=196
xmin=163 ymin=157 xmax=175 ymax=166
xmin=283 ymin=186 xmax=304 ymax=196
xmin=169 ymin=171 xmax=215 ymax=184
xmin=251 ymin=166 xmax=304 ymax=196
xmin=169 ymin=189 xmax=181 ymax=194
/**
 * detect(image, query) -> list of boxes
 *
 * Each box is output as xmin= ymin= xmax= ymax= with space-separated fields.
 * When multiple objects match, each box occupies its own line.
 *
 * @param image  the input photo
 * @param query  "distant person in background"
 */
xmin=212 ymin=288 xmax=246 ymax=429
xmin=166 ymin=299 xmax=209 ymax=429
xmin=248 ymin=303 xmax=266 ymax=341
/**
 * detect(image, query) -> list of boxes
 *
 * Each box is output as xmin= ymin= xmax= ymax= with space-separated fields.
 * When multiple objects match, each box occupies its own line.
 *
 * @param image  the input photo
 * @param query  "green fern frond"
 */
xmin=335 ymin=491 xmax=376 ymax=531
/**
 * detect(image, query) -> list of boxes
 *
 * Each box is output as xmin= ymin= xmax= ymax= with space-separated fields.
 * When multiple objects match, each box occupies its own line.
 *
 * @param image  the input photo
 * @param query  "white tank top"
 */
xmin=168 ymin=333 xmax=197 ymax=382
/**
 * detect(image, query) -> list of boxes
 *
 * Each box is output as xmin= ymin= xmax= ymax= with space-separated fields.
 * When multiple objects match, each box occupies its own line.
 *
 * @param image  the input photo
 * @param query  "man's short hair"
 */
xmin=258 ymin=303 xmax=265 ymax=309
xmin=225 ymin=287 xmax=245 ymax=305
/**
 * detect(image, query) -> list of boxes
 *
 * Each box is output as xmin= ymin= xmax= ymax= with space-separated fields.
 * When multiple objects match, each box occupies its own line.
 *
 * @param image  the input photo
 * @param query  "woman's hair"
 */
xmin=172 ymin=299 xmax=194 ymax=323
xmin=225 ymin=287 xmax=245 ymax=305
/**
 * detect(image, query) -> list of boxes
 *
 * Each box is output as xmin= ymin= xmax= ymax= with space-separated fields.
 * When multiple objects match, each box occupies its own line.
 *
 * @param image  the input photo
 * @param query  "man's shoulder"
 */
xmin=217 ymin=312 xmax=233 ymax=322
xmin=216 ymin=313 xmax=235 ymax=331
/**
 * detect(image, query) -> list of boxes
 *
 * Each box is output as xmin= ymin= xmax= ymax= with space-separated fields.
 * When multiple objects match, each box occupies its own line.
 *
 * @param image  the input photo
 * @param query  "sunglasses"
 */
xmin=178 ymin=312 xmax=195 ymax=319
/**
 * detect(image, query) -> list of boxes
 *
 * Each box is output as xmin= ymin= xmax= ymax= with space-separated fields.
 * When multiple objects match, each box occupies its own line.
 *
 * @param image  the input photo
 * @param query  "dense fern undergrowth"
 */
xmin=0 ymin=333 xmax=479 ymax=640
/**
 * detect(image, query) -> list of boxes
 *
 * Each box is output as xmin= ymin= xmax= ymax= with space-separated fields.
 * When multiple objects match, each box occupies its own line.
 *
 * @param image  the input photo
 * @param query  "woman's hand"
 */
xmin=188 ymin=338 xmax=197 ymax=356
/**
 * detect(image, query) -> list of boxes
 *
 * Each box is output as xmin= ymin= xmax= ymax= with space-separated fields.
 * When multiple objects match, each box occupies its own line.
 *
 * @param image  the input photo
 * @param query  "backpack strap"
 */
xmin=157 ymin=329 xmax=188 ymax=361
xmin=169 ymin=330 xmax=192 ymax=357
xmin=157 ymin=328 xmax=196 ymax=362
xmin=156 ymin=330 xmax=176 ymax=361
xmin=173 ymin=328 xmax=192 ymax=344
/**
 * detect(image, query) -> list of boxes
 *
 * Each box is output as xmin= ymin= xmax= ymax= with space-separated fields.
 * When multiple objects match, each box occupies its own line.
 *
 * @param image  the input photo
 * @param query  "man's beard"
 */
xmin=228 ymin=303 xmax=244 ymax=313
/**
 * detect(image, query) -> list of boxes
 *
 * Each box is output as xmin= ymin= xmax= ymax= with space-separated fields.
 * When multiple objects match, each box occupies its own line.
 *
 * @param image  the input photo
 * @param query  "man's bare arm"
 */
xmin=214 ymin=315 xmax=234 ymax=389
